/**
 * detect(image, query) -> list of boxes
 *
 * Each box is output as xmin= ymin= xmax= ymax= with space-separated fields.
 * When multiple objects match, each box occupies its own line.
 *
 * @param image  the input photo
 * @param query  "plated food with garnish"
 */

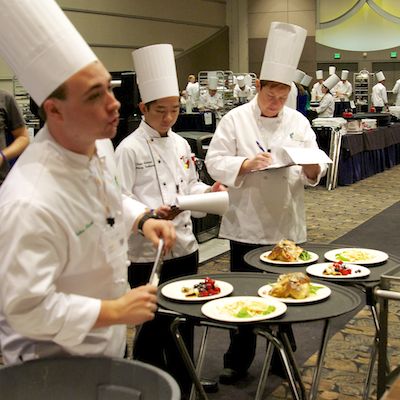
xmin=324 ymin=248 xmax=388 ymax=265
xmin=260 ymin=239 xmax=319 ymax=265
xmin=306 ymin=262 xmax=370 ymax=279
xmin=258 ymin=272 xmax=331 ymax=303
xmin=161 ymin=277 xmax=233 ymax=301
xmin=201 ymin=296 xmax=287 ymax=322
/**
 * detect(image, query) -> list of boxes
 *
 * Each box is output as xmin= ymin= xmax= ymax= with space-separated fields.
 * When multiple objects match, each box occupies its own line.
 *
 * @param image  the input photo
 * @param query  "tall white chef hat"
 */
xmin=301 ymin=74 xmax=313 ymax=87
xmin=294 ymin=70 xmax=306 ymax=84
xmin=341 ymin=70 xmax=349 ymax=80
xmin=132 ymin=44 xmax=179 ymax=104
xmin=260 ymin=22 xmax=307 ymax=86
xmin=323 ymin=74 xmax=340 ymax=90
xmin=329 ymin=65 xmax=336 ymax=75
xmin=376 ymin=71 xmax=385 ymax=82
xmin=0 ymin=0 xmax=97 ymax=106
xmin=208 ymin=75 xmax=219 ymax=90
xmin=316 ymin=70 xmax=324 ymax=80
xmin=236 ymin=75 xmax=245 ymax=87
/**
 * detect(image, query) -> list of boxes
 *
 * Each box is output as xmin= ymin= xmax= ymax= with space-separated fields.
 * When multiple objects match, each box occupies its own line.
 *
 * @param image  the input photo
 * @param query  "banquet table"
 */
xmin=244 ymin=243 xmax=400 ymax=400
xmin=158 ymin=272 xmax=362 ymax=400
xmin=338 ymin=123 xmax=400 ymax=185
xmin=173 ymin=112 xmax=216 ymax=133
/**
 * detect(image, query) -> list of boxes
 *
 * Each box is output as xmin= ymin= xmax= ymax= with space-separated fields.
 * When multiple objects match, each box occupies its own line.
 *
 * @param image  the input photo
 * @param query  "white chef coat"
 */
xmin=311 ymin=82 xmax=323 ymax=101
xmin=233 ymin=84 xmax=252 ymax=101
xmin=392 ymin=79 xmax=400 ymax=106
xmin=372 ymin=82 xmax=388 ymax=107
xmin=313 ymin=92 xmax=335 ymax=118
xmin=205 ymin=96 xmax=327 ymax=245
xmin=0 ymin=125 xmax=146 ymax=365
xmin=333 ymin=80 xmax=352 ymax=101
xmin=186 ymin=81 xmax=200 ymax=106
xmin=115 ymin=120 xmax=210 ymax=263
xmin=199 ymin=91 xmax=223 ymax=111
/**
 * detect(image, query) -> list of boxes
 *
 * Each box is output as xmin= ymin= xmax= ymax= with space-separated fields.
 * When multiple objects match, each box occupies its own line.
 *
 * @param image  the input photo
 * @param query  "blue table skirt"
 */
xmin=338 ymin=143 xmax=400 ymax=185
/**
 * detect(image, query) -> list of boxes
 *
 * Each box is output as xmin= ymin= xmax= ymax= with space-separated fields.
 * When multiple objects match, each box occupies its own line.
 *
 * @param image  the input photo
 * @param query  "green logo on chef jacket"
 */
xmin=76 ymin=220 xmax=94 ymax=236
xmin=289 ymin=132 xmax=294 ymax=139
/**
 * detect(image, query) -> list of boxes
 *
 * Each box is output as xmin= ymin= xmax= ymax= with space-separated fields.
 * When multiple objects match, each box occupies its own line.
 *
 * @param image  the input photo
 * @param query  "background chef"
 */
xmin=115 ymin=43 xmax=226 ymax=395
xmin=310 ymin=74 xmax=340 ymax=118
xmin=372 ymin=70 xmax=388 ymax=112
xmin=0 ymin=0 xmax=175 ymax=365
xmin=205 ymin=21 xmax=328 ymax=384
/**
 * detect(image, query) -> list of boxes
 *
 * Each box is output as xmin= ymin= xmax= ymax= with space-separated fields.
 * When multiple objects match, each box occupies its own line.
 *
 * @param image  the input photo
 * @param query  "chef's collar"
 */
xmin=36 ymin=124 xmax=104 ymax=167
xmin=141 ymin=119 xmax=172 ymax=139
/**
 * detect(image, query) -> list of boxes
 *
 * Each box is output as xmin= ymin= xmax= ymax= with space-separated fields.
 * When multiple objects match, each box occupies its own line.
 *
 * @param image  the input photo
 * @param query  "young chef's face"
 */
xmin=51 ymin=61 xmax=120 ymax=146
xmin=140 ymin=97 xmax=180 ymax=136
xmin=256 ymin=81 xmax=290 ymax=117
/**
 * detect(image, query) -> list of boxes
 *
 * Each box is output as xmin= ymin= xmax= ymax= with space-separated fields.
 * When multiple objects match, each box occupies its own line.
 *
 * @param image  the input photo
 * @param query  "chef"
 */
xmin=233 ymin=75 xmax=252 ymax=103
xmin=311 ymin=74 xmax=340 ymax=118
xmin=205 ymin=21 xmax=327 ymax=385
xmin=115 ymin=43 xmax=225 ymax=395
xmin=392 ymin=78 xmax=400 ymax=106
xmin=311 ymin=69 xmax=324 ymax=101
xmin=372 ymin=71 xmax=388 ymax=112
xmin=198 ymin=75 xmax=224 ymax=112
xmin=0 ymin=0 xmax=175 ymax=365
xmin=333 ymin=70 xmax=353 ymax=101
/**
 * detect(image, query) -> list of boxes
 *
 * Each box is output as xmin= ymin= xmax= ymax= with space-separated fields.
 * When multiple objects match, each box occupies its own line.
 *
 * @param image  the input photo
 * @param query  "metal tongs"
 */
xmin=131 ymin=239 xmax=164 ymax=357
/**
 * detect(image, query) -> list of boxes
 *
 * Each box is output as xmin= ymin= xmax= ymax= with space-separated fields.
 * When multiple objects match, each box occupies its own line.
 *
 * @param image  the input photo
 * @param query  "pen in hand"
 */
xmin=256 ymin=140 xmax=271 ymax=153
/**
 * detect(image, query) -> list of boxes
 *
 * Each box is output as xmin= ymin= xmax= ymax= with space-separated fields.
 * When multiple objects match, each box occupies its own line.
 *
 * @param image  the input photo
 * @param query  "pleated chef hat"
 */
xmin=316 ymin=70 xmax=323 ymax=80
xmin=208 ymin=75 xmax=219 ymax=90
xmin=0 ymin=0 xmax=97 ymax=106
xmin=236 ymin=75 xmax=245 ymax=87
xmin=301 ymin=74 xmax=312 ymax=87
xmin=376 ymin=71 xmax=385 ymax=82
xmin=329 ymin=65 xmax=336 ymax=75
xmin=132 ymin=44 xmax=179 ymax=104
xmin=341 ymin=70 xmax=349 ymax=80
xmin=323 ymin=74 xmax=340 ymax=90
xmin=294 ymin=70 xmax=306 ymax=84
xmin=260 ymin=22 xmax=307 ymax=86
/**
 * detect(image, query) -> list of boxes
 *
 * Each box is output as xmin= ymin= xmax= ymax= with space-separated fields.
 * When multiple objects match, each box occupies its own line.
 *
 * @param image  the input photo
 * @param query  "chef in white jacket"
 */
xmin=198 ymin=75 xmax=224 ymax=112
xmin=311 ymin=74 xmax=340 ymax=118
xmin=115 ymin=44 xmax=225 ymax=395
xmin=205 ymin=21 xmax=327 ymax=385
xmin=372 ymin=71 xmax=388 ymax=112
xmin=333 ymin=70 xmax=352 ymax=101
xmin=311 ymin=69 xmax=324 ymax=101
xmin=0 ymin=0 xmax=175 ymax=365
xmin=392 ymin=78 xmax=400 ymax=106
xmin=233 ymin=75 xmax=252 ymax=103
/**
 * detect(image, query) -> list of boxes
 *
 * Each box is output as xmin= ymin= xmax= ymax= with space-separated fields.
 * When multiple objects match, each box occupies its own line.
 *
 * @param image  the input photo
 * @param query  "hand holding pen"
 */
xmin=239 ymin=141 xmax=273 ymax=175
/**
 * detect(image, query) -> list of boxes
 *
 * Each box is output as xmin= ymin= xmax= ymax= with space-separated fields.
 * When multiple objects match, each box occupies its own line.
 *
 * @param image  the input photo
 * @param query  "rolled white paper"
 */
xmin=176 ymin=191 xmax=229 ymax=216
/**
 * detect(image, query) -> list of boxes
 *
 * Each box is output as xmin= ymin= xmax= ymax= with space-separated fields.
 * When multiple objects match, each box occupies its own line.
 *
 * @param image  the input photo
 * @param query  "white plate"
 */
xmin=257 ymin=283 xmax=331 ymax=303
xmin=161 ymin=279 xmax=233 ymax=302
xmin=260 ymin=250 xmax=319 ymax=265
xmin=324 ymin=248 xmax=388 ymax=265
xmin=201 ymin=296 xmax=287 ymax=322
xmin=306 ymin=262 xmax=371 ymax=279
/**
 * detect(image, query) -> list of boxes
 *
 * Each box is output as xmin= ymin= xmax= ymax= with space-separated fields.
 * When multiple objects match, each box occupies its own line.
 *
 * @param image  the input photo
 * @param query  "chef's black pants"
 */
xmin=224 ymin=241 xmax=296 ymax=374
xmin=128 ymin=251 xmax=198 ymax=395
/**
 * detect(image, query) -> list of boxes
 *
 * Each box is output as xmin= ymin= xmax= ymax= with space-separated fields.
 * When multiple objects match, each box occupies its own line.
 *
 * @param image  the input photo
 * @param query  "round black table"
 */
xmin=244 ymin=242 xmax=400 ymax=400
xmin=158 ymin=272 xmax=362 ymax=400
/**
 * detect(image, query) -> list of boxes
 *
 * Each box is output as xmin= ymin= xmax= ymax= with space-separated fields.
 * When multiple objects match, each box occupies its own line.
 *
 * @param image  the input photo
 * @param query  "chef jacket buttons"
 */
xmin=158 ymin=160 xmax=161 ymax=163
xmin=163 ymin=182 xmax=166 ymax=186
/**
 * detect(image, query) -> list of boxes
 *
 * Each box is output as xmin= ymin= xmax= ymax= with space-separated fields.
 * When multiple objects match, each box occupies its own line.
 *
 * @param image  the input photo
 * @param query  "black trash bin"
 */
xmin=0 ymin=357 xmax=180 ymax=400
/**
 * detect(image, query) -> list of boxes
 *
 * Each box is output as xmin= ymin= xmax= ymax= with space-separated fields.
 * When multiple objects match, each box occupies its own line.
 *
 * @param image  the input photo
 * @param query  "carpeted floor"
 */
xmin=197 ymin=165 xmax=400 ymax=399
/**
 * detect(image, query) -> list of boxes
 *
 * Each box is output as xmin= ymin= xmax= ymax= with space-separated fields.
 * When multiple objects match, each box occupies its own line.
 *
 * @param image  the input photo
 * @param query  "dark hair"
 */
xmin=38 ymin=83 xmax=68 ymax=121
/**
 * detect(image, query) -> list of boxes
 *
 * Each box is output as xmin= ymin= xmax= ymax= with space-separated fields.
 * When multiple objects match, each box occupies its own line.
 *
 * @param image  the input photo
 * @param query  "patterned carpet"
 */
xmin=199 ymin=164 xmax=400 ymax=399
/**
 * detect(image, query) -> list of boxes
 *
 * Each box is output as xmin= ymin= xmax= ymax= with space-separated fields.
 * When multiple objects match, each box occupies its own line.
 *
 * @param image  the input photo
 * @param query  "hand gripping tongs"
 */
xmin=131 ymin=239 xmax=164 ymax=357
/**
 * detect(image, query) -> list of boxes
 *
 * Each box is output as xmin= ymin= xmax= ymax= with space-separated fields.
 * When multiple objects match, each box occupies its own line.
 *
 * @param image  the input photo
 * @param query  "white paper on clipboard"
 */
xmin=149 ymin=239 xmax=164 ymax=287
